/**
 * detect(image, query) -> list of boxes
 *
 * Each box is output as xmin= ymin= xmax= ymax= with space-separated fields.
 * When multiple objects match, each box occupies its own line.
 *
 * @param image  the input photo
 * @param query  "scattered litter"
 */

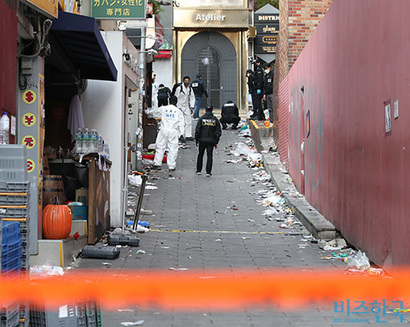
xmin=118 ymin=309 xmax=135 ymax=312
xmin=136 ymin=250 xmax=146 ymax=254
xmin=343 ymin=250 xmax=371 ymax=271
xmin=169 ymin=267 xmax=189 ymax=271
xmin=215 ymin=239 xmax=222 ymax=242
xmin=280 ymin=217 xmax=302 ymax=229
xmin=241 ymin=237 xmax=250 ymax=240
xmin=102 ymin=262 xmax=112 ymax=267
xmin=30 ymin=265 xmax=65 ymax=276
xmin=263 ymin=208 xmax=278 ymax=217
xmin=128 ymin=175 xmax=142 ymax=186
xmin=121 ymin=321 xmax=144 ymax=326
xmin=318 ymin=239 xmax=347 ymax=251
xmin=248 ymin=219 xmax=255 ymax=223
xmin=136 ymin=225 xmax=149 ymax=233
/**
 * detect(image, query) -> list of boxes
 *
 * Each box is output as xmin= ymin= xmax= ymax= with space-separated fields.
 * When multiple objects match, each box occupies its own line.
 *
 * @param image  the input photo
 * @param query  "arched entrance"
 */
xmin=181 ymin=31 xmax=237 ymax=109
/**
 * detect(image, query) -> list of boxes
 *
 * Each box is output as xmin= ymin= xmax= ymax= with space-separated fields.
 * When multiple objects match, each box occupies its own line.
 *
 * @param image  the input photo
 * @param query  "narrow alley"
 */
xmin=72 ymin=123 xmax=406 ymax=326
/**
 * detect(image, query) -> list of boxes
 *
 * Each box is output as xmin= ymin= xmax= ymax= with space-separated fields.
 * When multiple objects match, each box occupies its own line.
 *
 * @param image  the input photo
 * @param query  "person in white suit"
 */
xmin=174 ymin=76 xmax=195 ymax=140
xmin=153 ymin=96 xmax=185 ymax=171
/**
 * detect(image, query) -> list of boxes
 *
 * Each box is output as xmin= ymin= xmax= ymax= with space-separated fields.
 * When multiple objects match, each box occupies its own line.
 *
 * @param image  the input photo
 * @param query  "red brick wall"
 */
xmin=272 ymin=0 xmax=332 ymax=146
xmin=288 ymin=0 xmax=333 ymax=68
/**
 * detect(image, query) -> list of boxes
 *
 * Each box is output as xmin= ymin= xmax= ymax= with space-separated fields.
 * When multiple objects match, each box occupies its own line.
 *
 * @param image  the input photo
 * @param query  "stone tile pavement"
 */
xmin=73 ymin=122 xmax=408 ymax=326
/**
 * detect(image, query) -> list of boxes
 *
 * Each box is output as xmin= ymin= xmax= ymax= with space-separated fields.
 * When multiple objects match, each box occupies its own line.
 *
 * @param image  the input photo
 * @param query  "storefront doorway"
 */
xmin=181 ymin=31 xmax=237 ymax=109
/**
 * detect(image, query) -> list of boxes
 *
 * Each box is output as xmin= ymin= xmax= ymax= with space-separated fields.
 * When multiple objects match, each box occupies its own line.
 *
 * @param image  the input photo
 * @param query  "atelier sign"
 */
xmin=174 ymin=9 xmax=248 ymax=28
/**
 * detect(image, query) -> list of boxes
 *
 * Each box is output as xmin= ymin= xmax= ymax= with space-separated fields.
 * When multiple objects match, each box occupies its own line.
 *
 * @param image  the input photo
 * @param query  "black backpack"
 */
xmin=171 ymin=82 xmax=181 ymax=97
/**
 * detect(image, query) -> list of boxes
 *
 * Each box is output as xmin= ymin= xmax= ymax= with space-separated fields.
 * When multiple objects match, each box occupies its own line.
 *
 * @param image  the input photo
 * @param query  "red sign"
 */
xmin=22 ymin=135 xmax=36 ymax=149
xmin=27 ymin=159 xmax=35 ymax=173
xmin=23 ymin=113 xmax=36 ymax=127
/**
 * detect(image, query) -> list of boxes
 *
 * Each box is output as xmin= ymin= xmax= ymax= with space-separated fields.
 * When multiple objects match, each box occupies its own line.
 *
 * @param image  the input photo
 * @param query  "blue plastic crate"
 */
xmin=1 ymin=222 xmax=20 ymax=245
xmin=1 ymin=239 xmax=21 ymax=253
xmin=1 ymin=258 xmax=21 ymax=273
xmin=1 ymin=244 xmax=21 ymax=263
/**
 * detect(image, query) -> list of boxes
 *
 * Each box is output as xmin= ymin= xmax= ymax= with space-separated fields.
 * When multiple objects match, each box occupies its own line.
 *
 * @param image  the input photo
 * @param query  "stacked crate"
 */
xmin=0 ymin=146 xmax=30 ymax=327
xmin=1 ymin=221 xmax=22 ymax=327
xmin=29 ymin=301 xmax=101 ymax=327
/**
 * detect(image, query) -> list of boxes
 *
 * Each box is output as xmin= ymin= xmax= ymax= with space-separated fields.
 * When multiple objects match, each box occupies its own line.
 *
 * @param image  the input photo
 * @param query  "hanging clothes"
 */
xmin=67 ymin=94 xmax=84 ymax=142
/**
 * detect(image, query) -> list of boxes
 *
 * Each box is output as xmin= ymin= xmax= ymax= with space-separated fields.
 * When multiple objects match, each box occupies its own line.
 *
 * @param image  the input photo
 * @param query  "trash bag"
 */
xmin=231 ymin=142 xmax=255 ymax=157
xmin=345 ymin=250 xmax=370 ymax=271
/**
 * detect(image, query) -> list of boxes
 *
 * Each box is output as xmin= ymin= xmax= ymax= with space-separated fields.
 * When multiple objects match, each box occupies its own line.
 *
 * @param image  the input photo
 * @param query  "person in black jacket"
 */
xmin=253 ymin=58 xmax=265 ymax=120
xmin=195 ymin=105 xmax=222 ymax=177
xmin=263 ymin=64 xmax=274 ymax=123
xmin=220 ymin=100 xmax=240 ymax=129
xmin=157 ymin=84 xmax=172 ymax=107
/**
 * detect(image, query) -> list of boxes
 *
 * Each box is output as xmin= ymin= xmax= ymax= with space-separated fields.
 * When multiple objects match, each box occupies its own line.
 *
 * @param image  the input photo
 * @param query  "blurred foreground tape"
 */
xmin=0 ymin=269 xmax=409 ymax=310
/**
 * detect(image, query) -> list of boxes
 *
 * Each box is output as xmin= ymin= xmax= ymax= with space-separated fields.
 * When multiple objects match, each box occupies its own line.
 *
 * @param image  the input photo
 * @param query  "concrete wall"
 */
xmin=282 ymin=0 xmax=410 ymax=267
xmin=153 ymin=58 xmax=173 ymax=90
xmin=82 ymin=31 xmax=139 ymax=227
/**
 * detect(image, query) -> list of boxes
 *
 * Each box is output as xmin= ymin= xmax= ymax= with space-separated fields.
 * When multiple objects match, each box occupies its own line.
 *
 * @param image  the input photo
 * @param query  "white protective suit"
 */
xmin=174 ymin=84 xmax=195 ymax=138
xmin=153 ymin=104 xmax=185 ymax=169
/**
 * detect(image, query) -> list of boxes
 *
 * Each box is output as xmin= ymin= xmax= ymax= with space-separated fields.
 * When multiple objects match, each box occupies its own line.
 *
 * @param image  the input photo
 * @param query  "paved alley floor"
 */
xmin=73 ymin=123 xmax=408 ymax=326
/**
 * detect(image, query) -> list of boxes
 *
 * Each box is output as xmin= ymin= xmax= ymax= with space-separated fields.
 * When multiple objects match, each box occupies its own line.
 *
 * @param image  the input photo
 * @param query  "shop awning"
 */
xmin=50 ymin=11 xmax=117 ymax=81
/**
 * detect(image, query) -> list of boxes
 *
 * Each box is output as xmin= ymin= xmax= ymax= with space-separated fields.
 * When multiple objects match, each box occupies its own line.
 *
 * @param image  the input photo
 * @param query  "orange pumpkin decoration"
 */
xmin=42 ymin=197 xmax=72 ymax=239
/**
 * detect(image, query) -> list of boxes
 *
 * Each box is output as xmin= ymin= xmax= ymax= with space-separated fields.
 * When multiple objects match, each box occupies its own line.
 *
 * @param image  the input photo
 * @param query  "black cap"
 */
xmin=196 ymin=73 xmax=201 ymax=78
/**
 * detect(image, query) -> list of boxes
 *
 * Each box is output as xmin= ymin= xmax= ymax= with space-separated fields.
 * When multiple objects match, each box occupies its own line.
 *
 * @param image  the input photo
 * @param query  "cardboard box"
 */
xmin=68 ymin=205 xmax=88 ymax=220
xmin=75 ymin=188 xmax=88 ymax=205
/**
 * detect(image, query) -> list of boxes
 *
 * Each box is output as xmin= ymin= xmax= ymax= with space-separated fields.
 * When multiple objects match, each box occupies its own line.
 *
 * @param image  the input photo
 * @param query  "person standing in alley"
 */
xmin=195 ymin=105 xmax=222 ymax=177
xmin=246 ymin=69 xmax=256 ymax=119
xmin=153 ymin=96 xmax=185 ymax=171
xmin=157 ymin=84 xmax=172 ymax=107
xmin=174 ymin=76 xmax=195 ymax=141
xmin=220 ymin=100 xmax=240 ymax=130
xmin=263 ymin=63 xmax=274 ymax=123
xmin=191 ymin=73 xmax=209 ymax=120
xmin=253 ymin=58 xmax=264 ymax=120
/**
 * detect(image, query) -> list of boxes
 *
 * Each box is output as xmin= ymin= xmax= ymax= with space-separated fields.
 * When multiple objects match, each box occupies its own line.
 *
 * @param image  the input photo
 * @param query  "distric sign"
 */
xmin=92 ymin=0 xmax=145 ymax=19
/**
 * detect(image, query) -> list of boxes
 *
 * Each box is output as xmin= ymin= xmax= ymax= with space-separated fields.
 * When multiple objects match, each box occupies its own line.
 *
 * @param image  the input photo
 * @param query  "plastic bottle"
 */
xmin=82 ymin=128 xmax=90 ymax=153
xmin=0 ymin=112 xmax=10 ymax=145
xmin=75 ymin=128 xmax=83 ymax=154
xmin=98 ymin=135 xmax=103 ymax=153
xmin=90 ymin=129 xmax=98 ymax=153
